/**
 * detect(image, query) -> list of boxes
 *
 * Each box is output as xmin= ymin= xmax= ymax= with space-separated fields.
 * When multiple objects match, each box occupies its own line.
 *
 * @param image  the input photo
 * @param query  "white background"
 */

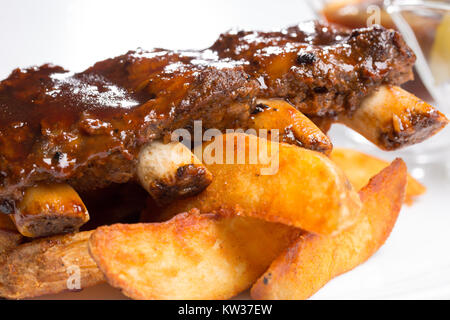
xmin=0 ymin=0 xmax=449 ymax=300
xmin=0 ymin=0 xmax=315 ymax=78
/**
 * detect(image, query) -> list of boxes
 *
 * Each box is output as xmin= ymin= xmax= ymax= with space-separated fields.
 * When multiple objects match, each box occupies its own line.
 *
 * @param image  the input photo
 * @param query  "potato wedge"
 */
xmin=0 ymin=214 xmax=22 ymax=255
xmin=251 ymin=159 xmax=407 ymax=300
xmin=250 ymin=99 xmax=333 ymax=154
xmin=89 ymin=209 xmax=299 ymax=300
xmin=331 ymin=148 xmax=425 ymax=205
xmin=0 ymin=231 xmax=103 ymax=299
xmin=162 ymin=133 xmax=361 ymax=235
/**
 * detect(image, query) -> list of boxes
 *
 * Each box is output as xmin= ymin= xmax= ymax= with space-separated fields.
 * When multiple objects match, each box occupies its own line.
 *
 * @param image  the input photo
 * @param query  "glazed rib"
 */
xmin=0 ymin=21 xmax=442 ymax=206
xmin=211 ymin=21 xmax=416 ymax=117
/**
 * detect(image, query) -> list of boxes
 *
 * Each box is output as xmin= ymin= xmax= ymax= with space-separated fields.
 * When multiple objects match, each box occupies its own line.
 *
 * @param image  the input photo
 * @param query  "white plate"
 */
xmin=1 ymin=0 xmax=449 ymax=300
xmin=34 ymin=127 xmax=450 ymax=300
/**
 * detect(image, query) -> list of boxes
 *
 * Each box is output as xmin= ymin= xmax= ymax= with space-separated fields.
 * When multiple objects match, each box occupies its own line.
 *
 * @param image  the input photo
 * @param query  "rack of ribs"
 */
xmin=0 ymin=21 xmax=447 ymax=235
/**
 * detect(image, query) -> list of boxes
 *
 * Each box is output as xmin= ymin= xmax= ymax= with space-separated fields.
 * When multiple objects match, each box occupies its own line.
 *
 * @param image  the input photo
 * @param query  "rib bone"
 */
xmin=11 ymin=183 xmax=89 ymax=238
xmin=251 ymin=99 xmax=333 ymax=154
xmin=339 ymin=86 xmax=448 ymax=150
xmin=137 ymin=141 xmax=213 ymax=206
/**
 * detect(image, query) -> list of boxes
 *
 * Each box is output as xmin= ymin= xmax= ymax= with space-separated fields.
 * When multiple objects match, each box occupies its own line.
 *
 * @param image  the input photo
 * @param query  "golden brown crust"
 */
xmin=89 ymin=210 xmax=299 ymax=300
xmin=250 ymin=159 xmax=407 ymax=300
xmin=160 ymin=133 xmax=361 ymax=235
xmin=0 ymin=231 xmax=103 ymax=299
xmin=330 ymin=148 xmax=426 ymax=205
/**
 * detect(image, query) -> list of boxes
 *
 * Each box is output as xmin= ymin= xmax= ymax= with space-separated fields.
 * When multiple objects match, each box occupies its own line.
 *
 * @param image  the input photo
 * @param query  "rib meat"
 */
xmin=212 ymin=21 xmax=415 ymax=117
xmin=0 ymin=21 xmax=429 ymax=206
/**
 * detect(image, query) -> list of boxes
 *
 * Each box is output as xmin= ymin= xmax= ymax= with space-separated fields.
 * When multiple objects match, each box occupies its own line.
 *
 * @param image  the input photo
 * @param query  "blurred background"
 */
xmin=0 ymin=0 xmax=315 ymax=78
xmin=1 ymin=0 xmax=449 ymax=300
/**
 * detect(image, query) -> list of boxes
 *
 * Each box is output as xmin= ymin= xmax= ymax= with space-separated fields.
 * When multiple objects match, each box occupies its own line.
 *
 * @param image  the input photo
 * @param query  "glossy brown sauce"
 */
xmin=321 ymin=0 xmax=439 ymax=101
xmin=213 ymin=21 xmax=415 ymax=116
xmin=0 ymin=21 xmax=415 ymax=204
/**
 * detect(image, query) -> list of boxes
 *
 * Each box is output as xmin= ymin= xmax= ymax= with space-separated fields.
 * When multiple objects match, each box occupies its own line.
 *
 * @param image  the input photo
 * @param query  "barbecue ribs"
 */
xmin=0 ymin=21 xmax=447 ymax=207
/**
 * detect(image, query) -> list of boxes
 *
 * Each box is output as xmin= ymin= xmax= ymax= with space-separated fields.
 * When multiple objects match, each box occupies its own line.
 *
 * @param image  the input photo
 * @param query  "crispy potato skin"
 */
xmin=331 ymin=148 xmax=425 ymax=205
xmin=89 ymin=210 xmax=299 ymax=300
xmin=0 ymin=214 xmax=22 ymax=255
xmin=161 ymin=133 xmax=361 ymax=235
xmin=0 ymin=231 xmax=103 ymax=299
xmin=251 ymin=159 xmax=407 ymax=300
xmin=250 ymin=99 xmax=333 ymax=155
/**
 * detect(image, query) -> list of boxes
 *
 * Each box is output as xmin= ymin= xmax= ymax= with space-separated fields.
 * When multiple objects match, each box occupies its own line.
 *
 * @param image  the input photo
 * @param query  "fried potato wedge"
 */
xmin=0 ymin=214 xmax=22 ymax=255
xmin=251 ymin=159 xmax=407 ymax=300
xmin=0 ymin=231 xmax=103 ymax=299
xmin=339 ymin=86 xmax=448 ymax=150
xmin=89 ymin=210 xmax=299 ymax=300
xmin=331 ymin=148 xmax=425 ymax=205
xmin=250 ymin=99 xmax=333 ymax=154
xmin=161 ymin=133 xmax=361 ymax=235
